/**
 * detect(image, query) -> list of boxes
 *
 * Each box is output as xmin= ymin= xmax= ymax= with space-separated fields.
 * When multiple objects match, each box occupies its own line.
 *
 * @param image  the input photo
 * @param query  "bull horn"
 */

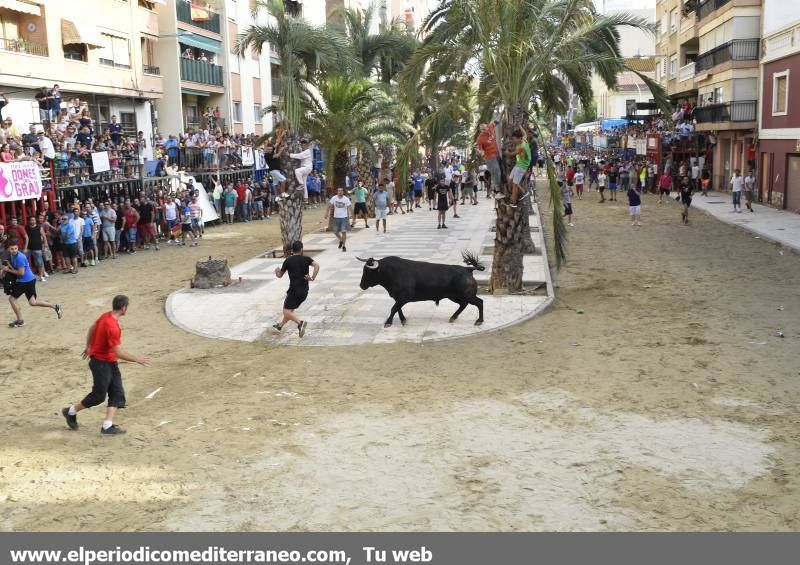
xmin=355 ymin=257 xmax=368 ymax=262
xmin=365 ymin=259 xmax=380 ymax=270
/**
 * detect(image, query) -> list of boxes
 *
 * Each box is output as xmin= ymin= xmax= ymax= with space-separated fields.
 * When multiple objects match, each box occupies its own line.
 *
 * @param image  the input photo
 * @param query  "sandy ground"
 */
xmin=1 ymin=189 xmax=799 ymax=532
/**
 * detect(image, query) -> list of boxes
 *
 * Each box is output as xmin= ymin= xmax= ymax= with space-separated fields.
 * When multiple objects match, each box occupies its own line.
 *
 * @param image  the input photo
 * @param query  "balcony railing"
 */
xmin=694 ymin=100 xmax=757 ymax=123
xmin=679 ymin=62 xmax=695 ymax=82
xmin=176 ymin=0 xmax=221 ymax=34
xmin=143 ymin=64 xmax=161 ymax=75
xmin=180 ymin=58 xmax=224 ymax=86
xmin=698 ymin=0 xmax=731 ymax=20
xmin=695 ymin=39 xmax=759 ymax=72
xmin=0 ymin=37 xmax=48 ymax=57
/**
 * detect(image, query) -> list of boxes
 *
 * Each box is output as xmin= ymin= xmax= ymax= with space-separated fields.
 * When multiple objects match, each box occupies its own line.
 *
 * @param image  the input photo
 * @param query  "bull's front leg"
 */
xmin=385 ymin=301 xmax=408 ymax=328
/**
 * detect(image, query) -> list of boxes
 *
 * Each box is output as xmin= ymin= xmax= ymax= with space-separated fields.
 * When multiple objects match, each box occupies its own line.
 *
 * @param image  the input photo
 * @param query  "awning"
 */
xmin=0 ymin=0 xmax=41 ymax=16
xmin=178 ymin=34 xmax=222 ymax=54
xmin=61 ymin=19 xmax=104 ymax=49
xmin=181 ymin=88 xmax=210 ymax=97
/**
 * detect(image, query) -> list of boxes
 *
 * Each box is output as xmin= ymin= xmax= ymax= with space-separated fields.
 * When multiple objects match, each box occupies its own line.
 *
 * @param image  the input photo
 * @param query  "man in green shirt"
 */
xmin=351 ymin=182 xmax=370 ymax=229
xmin=505 ymin=129 xmax=531 ymax=207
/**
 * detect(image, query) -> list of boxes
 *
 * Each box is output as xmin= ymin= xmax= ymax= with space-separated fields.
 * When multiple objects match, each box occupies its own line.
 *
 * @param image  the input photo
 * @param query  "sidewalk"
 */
xmin=166 ymin=199 xmax=554 ymax=346
xmin=691 ymin=192 xmax=800 ymax=252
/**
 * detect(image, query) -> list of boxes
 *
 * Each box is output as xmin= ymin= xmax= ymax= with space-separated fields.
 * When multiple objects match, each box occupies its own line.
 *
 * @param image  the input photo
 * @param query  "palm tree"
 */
xmin=302 ymin=75 xmax=408 ymax=191
xmin=403 ymin=0 xmax=668 ymax=290
xmin=237 ymin=0 xmax=350 ymax=253
xmin=333 ymin=5 xmax=419 ymax=82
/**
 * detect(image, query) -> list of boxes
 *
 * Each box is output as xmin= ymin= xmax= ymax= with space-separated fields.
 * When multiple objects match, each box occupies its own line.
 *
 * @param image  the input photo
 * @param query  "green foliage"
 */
xmin=574 ymin=100 xmax=598 ymax=125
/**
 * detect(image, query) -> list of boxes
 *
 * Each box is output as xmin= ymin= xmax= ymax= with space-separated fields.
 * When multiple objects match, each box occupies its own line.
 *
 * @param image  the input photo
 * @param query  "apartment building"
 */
xmin=758 ymin=0 xmax=800 ymax=211
xmin=0 ymin=0 xmax=162 ymax=157
xmin=153 ymin=0 xmax=276 ymax=137
xmin=656 ymin=0 xmax=762 ymax=190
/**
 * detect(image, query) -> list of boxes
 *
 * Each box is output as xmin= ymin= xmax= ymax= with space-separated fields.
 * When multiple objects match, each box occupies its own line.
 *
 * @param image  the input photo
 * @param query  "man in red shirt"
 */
xmin=9 ymin=217 xmax=28 ymax=251
xmin=62 ymin=295 xmax=149 ymax=435
xmin=235 ymin=181 xmax=247 ymax=222
xmin=476 ymin=121 xmax=503 ymax=195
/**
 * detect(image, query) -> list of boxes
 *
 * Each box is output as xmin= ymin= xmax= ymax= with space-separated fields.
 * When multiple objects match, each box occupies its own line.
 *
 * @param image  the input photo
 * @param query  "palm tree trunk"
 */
xmin=278 ymin=130 xmax=303 ymax=256
xmin=333 ymin=151 xmax=349 ymax=194
xmin=490 ymin=104 xmax=534 ymax=291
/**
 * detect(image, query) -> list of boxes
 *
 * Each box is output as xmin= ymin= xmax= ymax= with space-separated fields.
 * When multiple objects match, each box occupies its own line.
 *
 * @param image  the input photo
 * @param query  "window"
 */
xmin=232 ymin=101 xmax=242 ymax=122
xmin=119 ymin=112 xmax=137 ymax=137
xmin=98 ymin=33 xmax=130 ymax=69
xmin=713 ymin=86 xmax=724 ymax=104
xmin=254 ymin=104 xmax=262 ymax=122
xmin=773 ymin=70 xmax=789 ymax=115
xmin=670 ymin=9 xmax=678 ymax=33
xmin=63 ymin=44 xmax=88 ymax=61
xmin=669 ymin=55 xmax=678 ymax=78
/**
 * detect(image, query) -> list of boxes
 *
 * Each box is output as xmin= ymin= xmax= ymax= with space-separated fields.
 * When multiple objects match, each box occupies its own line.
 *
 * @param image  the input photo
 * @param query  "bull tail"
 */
xmin=461 ymin=249 xmax=486 ymax=272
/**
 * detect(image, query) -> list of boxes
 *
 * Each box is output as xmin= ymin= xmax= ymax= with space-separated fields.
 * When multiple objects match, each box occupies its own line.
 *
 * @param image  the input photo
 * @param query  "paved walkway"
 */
xmin=691 ymin=191 xmax=800 ymax=252
xmin=166 ymin=198 xmax=553 ymax=346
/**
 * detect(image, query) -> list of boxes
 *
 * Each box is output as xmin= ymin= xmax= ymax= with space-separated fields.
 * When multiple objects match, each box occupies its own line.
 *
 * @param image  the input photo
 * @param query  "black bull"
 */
xmin=357 ymin=254 xmax=485 ymax=328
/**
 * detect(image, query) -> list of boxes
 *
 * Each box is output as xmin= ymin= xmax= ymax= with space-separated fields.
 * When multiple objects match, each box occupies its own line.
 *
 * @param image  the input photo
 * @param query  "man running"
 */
xmin=273 ymin=240 xmax=319 ymax=338
xmin=62 ymin=295 xmax=149 ymax=435
xmin=658 ymin=170 xmax=673 ymax=204
xmin=326 ymin=187 xmax=351 ymax=252
xmin=3 ymin=240 xmax=62 ymax=328
xmin=679 ymin=175 xmax=693 ymax=225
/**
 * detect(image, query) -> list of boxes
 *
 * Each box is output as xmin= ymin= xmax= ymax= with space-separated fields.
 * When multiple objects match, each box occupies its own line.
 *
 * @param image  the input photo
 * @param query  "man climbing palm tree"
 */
xmin=505 ymin=129 xmax=531 ymax=208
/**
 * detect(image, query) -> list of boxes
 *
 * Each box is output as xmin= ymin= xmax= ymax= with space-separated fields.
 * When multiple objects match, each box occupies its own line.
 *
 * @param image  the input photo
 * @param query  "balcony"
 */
xmin=678 ymin=62 xmax=696 ymax=84
xmin=180 ymin=58 xmax=224 ymax=86
xmin=143 ymin=63 xmax=161 ymax=75
xmin=176 ymin=0 xmax=221 ymax=34
xmin=0 ymin=36 xmax=48 ymax=57
xmin=99 ymin=58 xmax=132 ymax=70
xmin=697 ymin=0 xmax=731 ymax=20
xmin=695 ymin=39 xmax=758 ymax=72
xmin=694 ymin=100 xmax=756 ymax=123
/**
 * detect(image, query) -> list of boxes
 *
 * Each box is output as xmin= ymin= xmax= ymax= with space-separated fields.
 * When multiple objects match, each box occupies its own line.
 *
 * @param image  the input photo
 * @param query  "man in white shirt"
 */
xmin=325 ymin=187 xmax=351 ymax=252
xmin=290 ymin=139 xmax=313 ymax=201
xmin=744 ymin=169 xmax=756 ymax=213
xmin=71 ymin=211 xmax=85 ymax=258
xmin=164 ymin=198 xmax=178 ymax=243
xmin=730 ymin=168 xmax=744 ymax=213
xmin=37 ymin=131 xmax=55 ymax=161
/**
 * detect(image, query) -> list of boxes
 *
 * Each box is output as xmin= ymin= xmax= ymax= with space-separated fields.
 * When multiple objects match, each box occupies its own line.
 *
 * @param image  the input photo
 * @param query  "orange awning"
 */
xmin=61 ymin=19 xmax=104 ymax=49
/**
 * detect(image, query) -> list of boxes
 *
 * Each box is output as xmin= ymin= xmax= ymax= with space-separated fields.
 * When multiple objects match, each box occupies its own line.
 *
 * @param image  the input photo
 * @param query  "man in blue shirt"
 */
xmin=2 ymin=241 xmax=62 ymax=327
xmin=59 ymin=214 xmax=80 ymax=274
xmin=164 ymin=135 xmax=180 ymax=166
xmin=411 ymin=170 xmax=425 ymax=208
xmin=109 ymin=115 xmax=123 ymax=146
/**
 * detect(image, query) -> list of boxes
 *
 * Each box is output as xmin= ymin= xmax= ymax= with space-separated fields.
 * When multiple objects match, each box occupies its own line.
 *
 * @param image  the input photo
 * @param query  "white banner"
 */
xmin=178 ymin=174 xmax=219 ymax=223
xmin=241 ymin=146 xmax=254 ymax=166
xmin=91 ymin=151 xmax=110 ymax=173
xmin=0 ymin=161 xmax=44 ymax=203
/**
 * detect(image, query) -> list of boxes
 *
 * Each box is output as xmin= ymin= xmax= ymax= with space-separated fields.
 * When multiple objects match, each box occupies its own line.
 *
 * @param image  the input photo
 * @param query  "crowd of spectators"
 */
xmin=0 ymin=86 xmax=265 ymax=190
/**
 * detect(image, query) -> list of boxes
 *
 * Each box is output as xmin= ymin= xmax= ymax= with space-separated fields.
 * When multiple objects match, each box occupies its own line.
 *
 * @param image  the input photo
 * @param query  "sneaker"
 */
xmin=55 ymin=304 xmax=63 ymax=319
xmin=8 ymin=319 xmax=24 ymax=328
xmin=298 ymin=320 xmax=307 ymax=338
xmin=272 ymin=323 xmax=283 ymax=332
xmin=453 ymin=214 xmax=461 ymax=218
xmin=442 ymin=224 xmax=448 ymax=229
xmin=62 ymin=407 xmax=78 ymax=430
xmin=90 ymin=259 xmax=96 ymax=266
xmin=437 ymin=225 xmax=441 ymax=229
xmin=100 ymin=424 xmax=126 ymax=435
xmin=568 ymin=223 xmax=575 ymax=227
xmin=338 ymin=240 xmax=343 ymax=249
xmin=342 ymin=246 xmax=347 ymax=252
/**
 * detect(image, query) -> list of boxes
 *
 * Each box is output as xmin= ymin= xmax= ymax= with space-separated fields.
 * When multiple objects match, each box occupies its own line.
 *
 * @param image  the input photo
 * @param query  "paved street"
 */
xmin=167 ymin=199 xmax=553 ymax=346
xmin=691 ymin=192 xmax=800 ymax=252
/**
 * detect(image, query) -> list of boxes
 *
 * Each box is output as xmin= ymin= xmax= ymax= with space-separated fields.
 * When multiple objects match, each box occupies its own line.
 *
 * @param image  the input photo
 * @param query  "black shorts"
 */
xmin=83 ymin=358 xmax=126 ymax=409
xmin=63 ymin=243 xmax=78 ymax=258
xmin=354 ymin=202 xmax=368 ymax=214
xmin=82 ymin=236 xmax=95 ymax=251
xmin=283 ymin=288 xmax=308 ymax=310
xmin=10 ymin=280 xmax=36 ymax=300
xmin=681 ymin=195 xmax=692 ymax=207
xmin=660 ymin=188 xmax=670 ymax=195
xmin=2 ymin=275 xmax=16 ymax=296
xmin=564 ymin=203 xmax=573 ymax=216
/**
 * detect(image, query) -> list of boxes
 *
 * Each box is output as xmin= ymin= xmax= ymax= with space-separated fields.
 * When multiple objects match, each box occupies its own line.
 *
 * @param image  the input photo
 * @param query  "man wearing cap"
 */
xmin=290 ymin=139 xmax=313 ymax=202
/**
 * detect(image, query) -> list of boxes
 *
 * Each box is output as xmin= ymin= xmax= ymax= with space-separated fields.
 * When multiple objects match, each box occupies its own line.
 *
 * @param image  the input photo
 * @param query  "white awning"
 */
xmin=0 ymin=0 xmax=42 ymax=16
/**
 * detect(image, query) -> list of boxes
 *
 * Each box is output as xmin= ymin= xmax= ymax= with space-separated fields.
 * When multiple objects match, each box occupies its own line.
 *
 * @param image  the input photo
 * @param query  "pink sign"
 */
xmin=0 ymin=161 xmax=43 ymax=203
